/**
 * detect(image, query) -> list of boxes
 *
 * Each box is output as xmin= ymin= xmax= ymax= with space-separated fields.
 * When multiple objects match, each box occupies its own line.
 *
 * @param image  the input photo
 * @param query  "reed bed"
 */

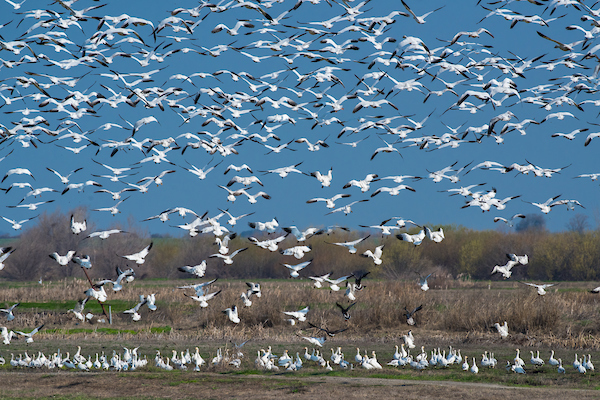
xmin=2 ymin=278 xmax=600 ymax=349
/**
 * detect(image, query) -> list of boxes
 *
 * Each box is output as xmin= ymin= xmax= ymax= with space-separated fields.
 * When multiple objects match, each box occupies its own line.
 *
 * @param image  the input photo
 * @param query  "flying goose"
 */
xmin=306 ymin=193 xmax=351 ymax=209
xmin=209 ymin=247 xmax=248 ymax=265
xmin=0 ymin=302 xmax=20 ymax=321
xmin=520 ymin=281 xmax=556 ymax=295
xmin=282 ymin=306 xmax=309 ymax=322
xmin=404 ymin=305 xmax=423 ymax=326
xmin=0 ymin=248 xmax=16 ymax=270
xmin=280 ymin=245 xmax=311 ymax=259
xmin=324 ymin=274 xmax=353 ymax=291
xmin=308 ymin=272 xmax=332 ymax=288
xmin=123 ymin=295 xmax=148 ymax=321
xmin=70 ymin=215 xmax=87 ymax=234
xmin=223 ymin=305 xmax=240 ymax=323
xmin=49 ymin=251 xmax=76 ymax=266
xmin=283 ymin=260 xmax=312 ymax=278
xmin=494 ymin=321 xmax=508 ymax=338
xmin=120 ymin=242 xmax=153 ymax=265
xmin=396 ymin=229 xmax=426 ymax=246
xmin=360 ymin=244 xmax=384 ymax=265
xmin=15 ymin=324 xmax=44 ymax=344
xmin=307 ymin=322 xmax=348 ymax=337
xmin=336 ymin=302 xmax=357 ymax=320
xmin=68 ymin=298 xmax=88 ymax=321
xmin=184 ymin=289 xmax=221 ymax=308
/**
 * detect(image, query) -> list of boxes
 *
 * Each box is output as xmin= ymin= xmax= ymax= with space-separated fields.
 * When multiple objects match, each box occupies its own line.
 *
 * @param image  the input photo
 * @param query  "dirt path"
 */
xmin=1 ymin=371 xmax=599 ymax=399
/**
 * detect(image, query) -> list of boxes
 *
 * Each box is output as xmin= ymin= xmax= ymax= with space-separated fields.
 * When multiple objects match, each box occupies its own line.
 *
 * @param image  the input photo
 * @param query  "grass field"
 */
xmin=1 ymin=278 xmax=600 ymax=398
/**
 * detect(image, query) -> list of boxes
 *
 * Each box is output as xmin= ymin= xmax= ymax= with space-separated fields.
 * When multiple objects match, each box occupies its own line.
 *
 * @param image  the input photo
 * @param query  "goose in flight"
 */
xmin=361 ymin=245 xmax=384 ymax=265
xmin=308 ymin=272 xmax=332 ymax=288
xmin=371 ymin=184 xmax=415 ymax=197
xmin=68 ymin=298 xmax=88 ymax=321
xmin=283 ymin=260 xmax=312 ymax=277
xmin=49 ymin=251 xmax=76 ymax=266
xmin=2 ymin=167 xmax=34 ymax=182
xmin=249 ymin=234 xmax=287 ymax=252
xmin=123 ymin=295 xmax=148 ymax=321
xmin=15 ymin=324 xmax=44 ymax=344
xmin=524 ymin=194 xmax=561 ymax=214
xmin=248 ymin=217 xmax=279 ymax=233
xmin=494 ymin=214 xmax=525 ymax=227
xmin=97 ymin=267 xmax=135 ymax=292
xmin=491 ymin=259 xmax=519 ymax=279
xmin=307 ymin=322 xmax=348 ymax=337
xmin=282 ymin=306 xmax=309 ymax=322
xmin=550 ymin=199 xmax=585 ymax=211
xmin=215 ymin=233 xmax=237 ymax=254
xmin=325 ymin=199 xmax=369 ymax=215
xmin=343 ymin=173 xmax=378 ymax=192
xmin=85 ymin=283 xmax=107 ymax=302
xmin=336 ymin=302 xmax=357 ymax=320
xmin=307 ymin=168 xmax=333 ymax=187
xmin=404 ymin=305 xmax=423 ymax=326
xmin=494 ymin=321 xmax=508 ymax=338
xmin=396 ymin=229 xmax=426 ymax=246
xmin=70 ymin=215 xmax=87 ymax=234
xmin=84 ymin=229 xmax=126 ymax=240
xmin=280 ymin=245 xmax=311 ymax=259
xmin=218 ymin=209 xmax=255 ymax=227
xmin=324 ymin=274 xmax=353 ymax=291
xmin=223 ymin=305 xmax=240 ymax=323
xmin=72 ymin=254 xmax=92 ymax=269
xmin=507 ymin=253 xmax=529 ymax=265
xmin=401 ymin=0 xmax=443 ymax=24
xmin=121 ymin=242 xmax=153 ymax=265
xmin=301 ymin=335 xmax=326 ymax=347
xmin=306 ymin=193 xmax=351 ymax=209
xmin=325 ymin=235 xmax=370 ymax=253
xmin=0 ymin=302 xmax=19 ymax=321
xmin=209 ymin=247 xmax=248 ymax=264
xmin=0 ymin=248 xmax=16 ymax=270
xmin=282 ymin=226 xmax=322 ymax=242
xmin=520 ymin=281 xmax=556 ymax=295
xmin=184 ymin=289 xmax=221 ymax=308
xmin=1 ymin=327 xmax=15 ymax=345
xmin=418 ymin=273 xmax=432 ymax=291
xmin=424 ymin=226 xmax=444 ymax=243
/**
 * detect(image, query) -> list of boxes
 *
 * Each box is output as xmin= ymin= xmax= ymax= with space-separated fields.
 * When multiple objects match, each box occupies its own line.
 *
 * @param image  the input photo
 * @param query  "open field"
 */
xmin=1 ymin=279 xmax=600 ymax=398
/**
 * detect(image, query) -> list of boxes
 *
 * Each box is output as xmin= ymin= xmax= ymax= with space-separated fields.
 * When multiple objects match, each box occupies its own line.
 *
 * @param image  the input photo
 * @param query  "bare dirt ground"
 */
xmin=1 ymin=371 xmax=599 ymax=400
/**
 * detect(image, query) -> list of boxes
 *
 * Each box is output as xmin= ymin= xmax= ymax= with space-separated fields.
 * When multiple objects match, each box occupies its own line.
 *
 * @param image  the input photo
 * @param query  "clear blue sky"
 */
xmin=0 ymin=0 xmax=597 ymax=237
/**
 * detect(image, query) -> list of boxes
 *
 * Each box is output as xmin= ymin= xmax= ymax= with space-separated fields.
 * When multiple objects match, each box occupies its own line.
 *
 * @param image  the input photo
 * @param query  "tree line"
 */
xmin=1 ymin=209 xmax=598 ymax=282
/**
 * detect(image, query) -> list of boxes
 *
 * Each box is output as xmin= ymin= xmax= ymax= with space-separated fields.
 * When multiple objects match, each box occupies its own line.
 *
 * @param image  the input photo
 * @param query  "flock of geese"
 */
xmin=0 ymin=0 xmax=599 ymax=382
xmin=0 ymin=343 xmax=595 ymax=376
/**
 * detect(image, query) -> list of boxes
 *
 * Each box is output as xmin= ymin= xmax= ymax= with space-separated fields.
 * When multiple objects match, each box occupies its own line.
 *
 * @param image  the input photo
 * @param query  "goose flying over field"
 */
xmin=209 ymin=247 xmax=248 ymax=265
xmin=84 ymin=229 xmax=126 ymax=240
xmin=72 ymin=255 xmax=92 ymax=269
xmin=491 ymin=259 xmax=519 ymax=279
xmin=280 ymin=245 xmax=311 ymax=259
xmin=396 ymin=229 xmax=426 ymax=246
xmin=306 ymin=193 xmax=350 ymax=209
xmin=361 ymin=245 xmax=384 ymax=265
xmin=282 ymin=226 xmax=322 ymax=241
xmin=0 ymin=302 xmax=19 ymax=321
xmin=248 ymin=234 xmax=287 ymax=252
xmin=49 ymin=251 xmax=76 ymax=266
xmin=184 ymin=289 xmax=221 ymax=308
xmin=15 ymin=324 xmax=44 ymax=344
xmin=308 ymin=272 xmax=332 ymax=288
xmin=325 ymin=235 xmax=370 ymax=254
xmin=123 ymin=295 xmax=148 ymax=321
xmin=404 ymin=305 xmax=423 ymax=326
xmin=68 ymin=298 xmax=88 ymax=321
xmin=120 ymin=242 xmax=153 ymax=265
xmin=248 ymin=217 xmax=279 ymax=233
xmin=0 ymin=248 xmax=16 ymax=270
xmin=307 ymin=321 xmax=348 ymax=337
xmin=336 ymin=302 xmax=357 ymax=320
xmin=70 ymin=215 xmax=87 ymax=234
xmin=283 ymin=260 xmax=312 ymax=278
xmin=494 ymin=321 xmax=508 ymax=338
xmin=324 ymin=274 xmax=353 ymax=291
xmin=223 ymin=305 xmax=240 ymax=323
xmin=424 ymin=226 xmax=444 ymax=243
xmin=418 ymin=273 xmax=432 ymax=291
xmin=282 ymin=306 xmax=309 ymax=322
xmin=97 ymin=267 xmax=135 ymax=292
xmin=520 ymin=281 xmax=556 ymax=295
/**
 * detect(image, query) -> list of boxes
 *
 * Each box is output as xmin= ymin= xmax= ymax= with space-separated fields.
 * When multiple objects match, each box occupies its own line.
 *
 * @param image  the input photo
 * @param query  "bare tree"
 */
xmin=566 ymin=213 xmax=590 ymax=234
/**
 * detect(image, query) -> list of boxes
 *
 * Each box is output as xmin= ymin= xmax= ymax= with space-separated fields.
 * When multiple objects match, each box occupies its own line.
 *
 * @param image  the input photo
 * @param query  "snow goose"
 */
xmin=2 ymin=216 xmax=38 ymax=231
xmin=15 ymin=324 xmax=44 ymax=344
xmin=184 ymin=290 xmax=221 ymax=308
xmin=307 ymin=322 xmax=348 ymax=337
xmin=0 ymin=302 xmax=20 ymax=322
xmin=283 ymin=226 xmax=322 ymax=242
xmin=282 ymin=306 xmax=309 ymax=322
xmin=493 ymin=214 xmax=526 ymax=227
xmin=324 ymin=274 xmax=352 ymax=291
xmin=223 ymin=305 xmax=240 ymax=324
xmin=418 ymin=273 xmax=432 ymax=291
xmin=403 ymin=330 xmax=416 ymax=349
xmin=1 ymin=327 xmax=15 ymax=344
xmin=307 ymin=193 xmax=351 ymax=209
xmin=470 ymin=357 xmax=479 ymax=374
xmin=68 ymin=298 xmax=88 ymax=321
xmin=84 ymin=229 xmax=126 ymax=240
xmin=123 ymin=295 xmax=147 ymax=321
xmin=360 ymin=244 xmax=384 ymax=265
xmin=246 ymin=282 xmax=261 ymax=298
xmin=557 ymin=358 xmax=565 ymax=373
xmin=494 ymin=321 xmax=508 ymax=338
xmin=49 ymin=251 xmax=76 ymax=266
xmin=0 ymin=248 xmax=16 ymax=270
xmin=309 ymin=272 xmax=331 ymax=288
xmin=491 ymin=259 xmax=519 ymax=279
xmin=520 ymin=281 xmax=555 ymax=295
xmin=548 ymin=350 xmax=560 ymax=366
xmin=215 ymin=233 xmax=237 ymax=254
xmin=178 ymin=260 xmax=207 ymax=277
xmin=404 ymin=305 xmax=423 ymax=326
xmin=396 ymin=229 xmax=426 ymax=246
xmin=249 ymin=234 xmax=287 ymax=252
xmin=121 ymin=242 xmax=153 ymax=265
xmin=283 ymin=260 xmax=312 ymax=278
xmin=325 ymin=235 xmax=370 ymax=253
xmin=343 ymin=174 xmax=378 ymax=193
xmin=530 ymin=351 xmax=544 ymax=367
xmin=209 ymin=247 xmax=248 ymax=265
xmin=248 ymin=217 xmax=279 ymax=233
xmin=308 ymin=168 xmax=333 ymax=187
xmin=301 ymin=335 xmax=326 ymax=347
xmin=424 ymin=226 xmax=444 ymax=243
xmin=280 ymin=245 xmax=311 ymax=259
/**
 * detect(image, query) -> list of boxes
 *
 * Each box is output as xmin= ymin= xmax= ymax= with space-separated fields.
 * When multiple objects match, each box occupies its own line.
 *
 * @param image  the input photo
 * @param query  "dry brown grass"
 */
xmin=2 ymin=277 xmax=600 ymax=349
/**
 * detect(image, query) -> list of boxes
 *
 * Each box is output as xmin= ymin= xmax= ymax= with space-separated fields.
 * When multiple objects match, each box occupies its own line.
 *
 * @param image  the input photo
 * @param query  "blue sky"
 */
xmin=0 ymin=0 xmax=598 ymax=237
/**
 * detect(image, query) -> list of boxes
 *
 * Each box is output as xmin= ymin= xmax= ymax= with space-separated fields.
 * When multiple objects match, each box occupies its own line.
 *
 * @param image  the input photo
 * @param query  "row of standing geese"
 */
xmin=0 ymin=344 xmax=594 ymax=375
